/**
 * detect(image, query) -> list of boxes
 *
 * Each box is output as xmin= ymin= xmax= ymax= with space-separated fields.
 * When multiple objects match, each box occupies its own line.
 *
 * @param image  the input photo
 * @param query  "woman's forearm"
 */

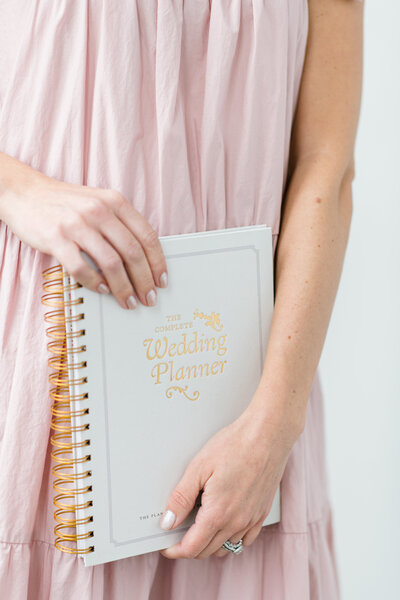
xmin=250 ymin=157 xmax=353 ymax=434
xmin=248 ymin=0 xmax=364 ymax=434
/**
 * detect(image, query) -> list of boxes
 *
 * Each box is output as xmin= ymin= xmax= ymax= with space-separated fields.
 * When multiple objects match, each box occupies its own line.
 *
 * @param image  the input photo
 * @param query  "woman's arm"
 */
xmin=0 ymin=151 xmax=168 ymax=308
xmin=249 ymin=0 xmax=364 ymax=430
xmin=159 ymin=0 xmax=364 ymax=560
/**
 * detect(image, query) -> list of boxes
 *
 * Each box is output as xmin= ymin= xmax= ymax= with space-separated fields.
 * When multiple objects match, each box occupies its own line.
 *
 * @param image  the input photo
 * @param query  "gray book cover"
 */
xmin=62 ymin=224 xmax=280 ymax=566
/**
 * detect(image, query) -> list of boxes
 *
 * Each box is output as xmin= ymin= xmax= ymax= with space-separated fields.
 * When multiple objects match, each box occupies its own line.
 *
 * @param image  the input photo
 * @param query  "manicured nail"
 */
xmin=98 ymin=283 xmax=110 ymax=294
xmin=146 ymin=289 xmax=157 ymax=306
xmin=159 ymin=510 xmax=176 ymax=530
xmin=159 ymin=272 xmax=168 ymax=288
xmin=126 ymin=295 xmax=138 ymax=310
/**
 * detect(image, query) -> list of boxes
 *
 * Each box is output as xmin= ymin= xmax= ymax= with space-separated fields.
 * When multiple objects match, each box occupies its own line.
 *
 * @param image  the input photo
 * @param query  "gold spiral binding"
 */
xmin=41 ymin=264 xmax=94 ymax=555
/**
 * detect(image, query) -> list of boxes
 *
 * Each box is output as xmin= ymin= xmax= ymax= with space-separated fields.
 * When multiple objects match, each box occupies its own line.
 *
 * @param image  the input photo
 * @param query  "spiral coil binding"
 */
xmin=41 ymin=264 xmax=94 ymax=555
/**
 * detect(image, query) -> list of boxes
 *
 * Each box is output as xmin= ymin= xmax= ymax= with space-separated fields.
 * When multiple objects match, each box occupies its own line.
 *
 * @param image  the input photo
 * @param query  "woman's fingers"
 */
xmin=55 ymin=239 xmax=112 ymax=298
xmin=160 ymin=502 xmax=266 ymax=560
xmin=71 ymin=226 xmax=141 ymax=310
xmin=187 ymin=514 xmax=264 ymax=559
xmin=97 ymin=213 xmax=158 ymax=307
xmin=99 ymin=189 xmax=169 ymax=290
xmin=52 ymin=209 xmax=134 ymax=308
xmin=160 ymin=508 xmax=222 ymax=560
xmin=74 ymin=190 xmax=168 ymax=306
xmin=161 ymin=505 xmax=255 ymax=560
xmin=240 ymin=520 xmax=264 ymax=548
xmin=198 ymin=526 xmax=249 ymax=559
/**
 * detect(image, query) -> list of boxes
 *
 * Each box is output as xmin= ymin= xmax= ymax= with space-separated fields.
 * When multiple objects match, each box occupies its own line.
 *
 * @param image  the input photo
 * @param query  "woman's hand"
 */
xmin=158 ymin=395 xmax=303 ymax=559
xmin=0 ymin=152 xmax=168 ymax=309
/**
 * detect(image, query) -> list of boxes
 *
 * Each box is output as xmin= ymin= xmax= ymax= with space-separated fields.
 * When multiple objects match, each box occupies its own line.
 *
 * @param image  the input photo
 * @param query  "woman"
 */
xmin=0 ymin=1 xmax=363 ymax=598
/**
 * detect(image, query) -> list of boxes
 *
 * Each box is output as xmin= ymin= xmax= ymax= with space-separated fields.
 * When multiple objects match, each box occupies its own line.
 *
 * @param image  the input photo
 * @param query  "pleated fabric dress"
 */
xmin=0 ymin=1 xmax=341 ymax=598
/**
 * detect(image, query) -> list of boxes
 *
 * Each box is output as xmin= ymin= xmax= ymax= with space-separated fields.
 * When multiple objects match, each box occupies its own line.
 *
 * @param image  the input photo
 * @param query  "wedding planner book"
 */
xmin=41 ymin=224 xmax=280 ymax=566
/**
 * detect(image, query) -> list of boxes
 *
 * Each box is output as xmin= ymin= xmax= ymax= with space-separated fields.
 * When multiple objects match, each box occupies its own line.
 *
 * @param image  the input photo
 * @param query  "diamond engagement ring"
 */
xmin=221 ymin=538 xmax=244 ymax=554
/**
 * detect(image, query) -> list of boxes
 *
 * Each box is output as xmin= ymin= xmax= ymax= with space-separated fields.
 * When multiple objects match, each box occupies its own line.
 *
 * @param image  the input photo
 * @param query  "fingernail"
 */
xmin=159 ymin=272 xmax=168 ymax=288
xmin=98 ymin=283 xmax=110 ymax=294
xmin=159 ymin=510 xmax=176 ymax=530
xmin=146 ymin=289 xmax=157 ymax=306
xmin=126 ymin=295 xmax=138 ymax=310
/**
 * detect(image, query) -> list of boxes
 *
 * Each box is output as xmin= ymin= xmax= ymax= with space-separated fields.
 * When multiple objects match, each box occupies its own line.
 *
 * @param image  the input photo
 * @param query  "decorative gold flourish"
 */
xmin=165 ymin=385 xmax=200 ymax=401
xmin=193 ymin=309 xmax=223 ymax=331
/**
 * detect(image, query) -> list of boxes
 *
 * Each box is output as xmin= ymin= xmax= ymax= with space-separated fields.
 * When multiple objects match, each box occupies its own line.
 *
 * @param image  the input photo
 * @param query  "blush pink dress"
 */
xmin=0 ymin=1 xmax=341 ymax=598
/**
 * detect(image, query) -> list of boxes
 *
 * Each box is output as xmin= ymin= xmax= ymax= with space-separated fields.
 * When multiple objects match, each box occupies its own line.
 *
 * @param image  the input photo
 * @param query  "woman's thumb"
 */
xmin=159 ymin=463 xmax=202 ymax=531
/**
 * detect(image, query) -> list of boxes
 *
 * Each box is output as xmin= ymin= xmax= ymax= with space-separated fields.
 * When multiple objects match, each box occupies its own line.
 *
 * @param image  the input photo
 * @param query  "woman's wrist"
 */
xmin=245 ymin=378 xmax=308 ymax=448
xmin=0 ymin=152 xmax=38 ymax=223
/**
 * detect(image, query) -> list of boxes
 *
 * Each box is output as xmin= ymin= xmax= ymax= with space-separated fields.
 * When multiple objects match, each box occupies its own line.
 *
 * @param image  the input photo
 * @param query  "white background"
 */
xmin=319 ymin=1 xmax=400 ymax=598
